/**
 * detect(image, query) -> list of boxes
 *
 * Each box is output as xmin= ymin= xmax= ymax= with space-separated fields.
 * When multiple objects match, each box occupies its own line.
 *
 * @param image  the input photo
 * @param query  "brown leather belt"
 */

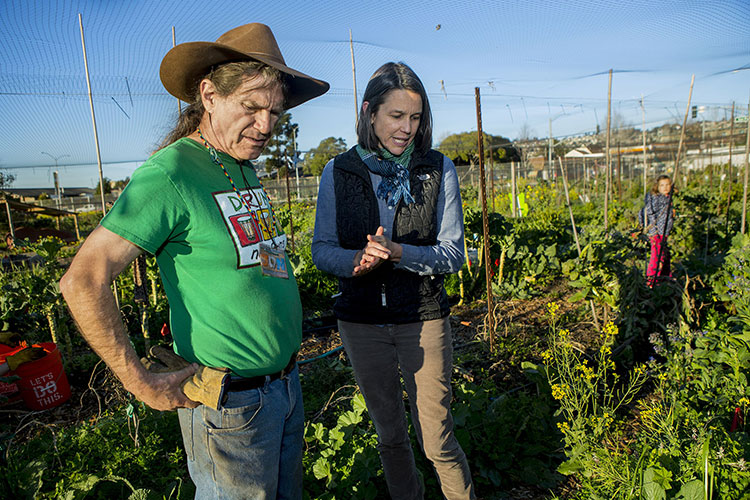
xmin=224 ymin=353 xmax=297 ymax=392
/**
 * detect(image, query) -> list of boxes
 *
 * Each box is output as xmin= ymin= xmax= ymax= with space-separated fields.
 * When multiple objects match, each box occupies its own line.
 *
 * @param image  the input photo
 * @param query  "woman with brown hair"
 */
xmin=312 ymin=62 xmax=475 ymax=500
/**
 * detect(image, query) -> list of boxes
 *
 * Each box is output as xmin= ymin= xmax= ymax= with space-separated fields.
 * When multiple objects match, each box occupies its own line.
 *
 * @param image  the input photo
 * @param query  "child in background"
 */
xmin=640 ymin=175 xmax=675 ymax=286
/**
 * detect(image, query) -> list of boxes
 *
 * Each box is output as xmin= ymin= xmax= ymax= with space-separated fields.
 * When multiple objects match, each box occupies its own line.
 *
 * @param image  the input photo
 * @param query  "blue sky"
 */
xmin=1 ymin=0 xmax=748 ymax=188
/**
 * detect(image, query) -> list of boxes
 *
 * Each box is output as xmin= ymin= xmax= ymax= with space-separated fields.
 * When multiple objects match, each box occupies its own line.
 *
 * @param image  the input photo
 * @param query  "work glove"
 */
xmin=6 ymin=346 xmax=47 ymax=371
xmin=0 ymin=331 xmax=23 ymax=347
xmin=140 ymin=345 xmax=229 ymax=410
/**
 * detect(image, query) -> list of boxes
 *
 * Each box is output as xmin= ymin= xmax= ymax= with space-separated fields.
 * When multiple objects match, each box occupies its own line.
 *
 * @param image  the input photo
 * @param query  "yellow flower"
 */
xmin=541 ymin=350 xmax=553 ymax=362
xmin=603 ymin=321 xmax=618 ymax=338
xmin=740 ymin=397 xmax=750 ymax=406
xmin=558 ymin=329 xmax=570 ymax=340
xmin=551 ymin=383 xmax=568 ymax=400
xmin=546 ymin=302 xmax=560 ymax=317
xmin=557 ymin=421 xmax=570 ymax=433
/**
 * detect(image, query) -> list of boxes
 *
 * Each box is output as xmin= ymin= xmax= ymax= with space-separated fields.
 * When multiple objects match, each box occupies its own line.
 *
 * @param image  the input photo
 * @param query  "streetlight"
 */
xmin=41 ymin=152 xmax=70 ymax=209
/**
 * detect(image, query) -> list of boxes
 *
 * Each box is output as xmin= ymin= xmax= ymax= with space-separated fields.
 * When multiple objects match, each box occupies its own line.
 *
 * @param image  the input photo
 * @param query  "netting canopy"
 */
xmin=1 ymin=0 xmax=748 ymax=186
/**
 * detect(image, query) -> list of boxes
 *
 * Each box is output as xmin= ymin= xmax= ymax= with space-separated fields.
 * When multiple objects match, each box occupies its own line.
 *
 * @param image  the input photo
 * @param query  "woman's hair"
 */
xmin=651 ymin=174 xmax=672 ymax=195
xmin=356 ymin=62 xmax=432 ymax=155
xmin=159 ymin=61 xmax=284 ymax=149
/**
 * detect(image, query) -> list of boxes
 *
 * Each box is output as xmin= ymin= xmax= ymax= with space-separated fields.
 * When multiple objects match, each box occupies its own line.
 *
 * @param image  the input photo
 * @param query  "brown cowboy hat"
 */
xmin=160 ymin=23 xmax=329 ymax=109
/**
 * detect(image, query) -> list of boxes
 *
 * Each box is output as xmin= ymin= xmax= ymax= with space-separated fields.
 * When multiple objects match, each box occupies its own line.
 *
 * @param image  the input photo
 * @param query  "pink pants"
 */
xmin=647 ymin=235 xmax=671 ymax=285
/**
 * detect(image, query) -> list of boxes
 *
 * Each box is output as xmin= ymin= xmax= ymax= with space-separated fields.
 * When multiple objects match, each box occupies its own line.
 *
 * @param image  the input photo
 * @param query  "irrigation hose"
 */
xmin=298 ymin=345 xmax=344 ymax=365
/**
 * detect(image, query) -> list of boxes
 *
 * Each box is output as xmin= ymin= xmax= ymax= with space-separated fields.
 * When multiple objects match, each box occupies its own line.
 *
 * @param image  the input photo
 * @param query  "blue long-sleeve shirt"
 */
xmin=312 ymin=154 xmax=465 ymax=278
xmin=642 ymin=192 xmax=674 ymax=238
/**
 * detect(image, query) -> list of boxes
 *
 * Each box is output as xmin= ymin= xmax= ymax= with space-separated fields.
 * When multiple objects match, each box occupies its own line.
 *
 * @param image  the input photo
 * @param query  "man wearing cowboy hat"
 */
xmin=61 ymin=23 xmax=329 ymax=499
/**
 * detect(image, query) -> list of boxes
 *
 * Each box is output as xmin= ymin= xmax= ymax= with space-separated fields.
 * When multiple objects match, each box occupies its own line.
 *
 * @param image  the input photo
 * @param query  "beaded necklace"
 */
xmin=197 ymin=128 xmax=282 ymax=248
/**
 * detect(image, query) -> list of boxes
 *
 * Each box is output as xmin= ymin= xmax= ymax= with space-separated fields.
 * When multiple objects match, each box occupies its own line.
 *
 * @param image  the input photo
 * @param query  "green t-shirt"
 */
xmin=101 ymin=137 xmax=302 ymax=377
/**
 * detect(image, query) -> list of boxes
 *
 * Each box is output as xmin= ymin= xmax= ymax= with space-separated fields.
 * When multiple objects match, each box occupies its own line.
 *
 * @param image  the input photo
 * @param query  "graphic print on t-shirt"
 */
xmin=213 ymin=187 xmax=286 ymax=268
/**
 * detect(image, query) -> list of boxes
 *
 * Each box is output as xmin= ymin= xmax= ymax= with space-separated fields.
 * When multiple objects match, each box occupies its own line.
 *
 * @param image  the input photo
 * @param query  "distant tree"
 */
xmin=437 ymin=132 xmax=512 ymax=165
xmin=94 ymin=177 xmax=111 ymax=195
xmin=306 ymin=137 xmax=347 ymax=176
xmin=264 ymin=112 xmax=297 ymax=177
xmin=38 ymin=192 xmax=50 ymax=200
xmin=113 ymin=177 xmax=130 ymax=190
xmin=0 ymin=171 xmax=16 ymax=190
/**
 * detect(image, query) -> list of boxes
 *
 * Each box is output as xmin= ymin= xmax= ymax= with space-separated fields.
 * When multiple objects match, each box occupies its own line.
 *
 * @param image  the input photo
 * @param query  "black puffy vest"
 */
xmin=332 ymin=147 xmax=450 ymax=324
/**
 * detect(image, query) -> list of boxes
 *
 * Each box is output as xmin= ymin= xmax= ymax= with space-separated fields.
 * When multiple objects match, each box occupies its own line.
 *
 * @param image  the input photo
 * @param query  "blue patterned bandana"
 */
xmin=356 ymin=142 xmax=415 ymax=209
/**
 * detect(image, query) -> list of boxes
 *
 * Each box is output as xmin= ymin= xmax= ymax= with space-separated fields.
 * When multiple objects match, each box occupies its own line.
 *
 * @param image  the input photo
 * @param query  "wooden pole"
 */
xmin=349 ymin=29 xmax=358 ymax=126
xmin=604 ymin=69 xmax=612 ymax=230
xmin=742 ymin=99 xmax=750 ymax=234
xmin=79 ymin=13 xmax=107 ymax=216
xmin=173 ymin=26 xmax=181 ymax=116
xmin=475 ymin=88 xmax=494 ymax=350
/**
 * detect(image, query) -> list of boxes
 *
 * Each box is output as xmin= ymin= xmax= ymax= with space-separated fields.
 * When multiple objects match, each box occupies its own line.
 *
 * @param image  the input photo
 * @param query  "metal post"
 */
xmin=475 ymin=88 xmax=494 ymax=350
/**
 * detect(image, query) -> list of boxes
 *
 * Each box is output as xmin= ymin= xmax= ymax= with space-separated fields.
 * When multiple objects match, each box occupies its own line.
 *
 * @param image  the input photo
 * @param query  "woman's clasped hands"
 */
xmin=352 ymin=226 xmax=402 ymax=276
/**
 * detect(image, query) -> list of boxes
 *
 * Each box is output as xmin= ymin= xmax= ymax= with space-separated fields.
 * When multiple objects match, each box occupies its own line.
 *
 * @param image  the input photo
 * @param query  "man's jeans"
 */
xmin=177 ymin=365 xmax=304 ymax=500
xmin=339 ymin=318 xmax=475 ymax=500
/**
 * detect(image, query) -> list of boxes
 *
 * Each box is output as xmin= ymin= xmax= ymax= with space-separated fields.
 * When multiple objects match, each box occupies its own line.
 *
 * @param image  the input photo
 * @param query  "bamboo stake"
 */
xmin=617 ymin=143 xmax=622 ymax=201
xmin=133 ymin=255 xmax=150 ymax=351
xmin=725 ymin=102 xmax=735 ymax=235
xmin=510 ymin=160 xmax=517 ymax=217
xmin=78 ymin=13 xmax=106 ymax=216
xmin=604 ymin=69 xmax=612 ymax=230
xmin=489 ymin=154 xmax=496 ymax=212
xmin=4 ymin=200 xmax=14 ymax=239
xmin=284 ymin=153 xmax=295 ymax=253
xmin=671 ymin=74 xmax=695 ymax=184
xmin=173 ymin=26 xmax=181 ymax=116
xmin=80 ymin=12 xmax=119 ymax=307
xmin=641 ymin=95 xmax=649 ymax=229
xmin=742 ymin=99 xmax=750 ymax=234
xmin=349 ymin=29 xmax=358 ymax=125
xmin=654 ymin=74 xmax=694 ymax=280
xmin=475 ymin=88 xmax=494 ymax=351
xmin=558 ymin=158 xmax=601 ymax=331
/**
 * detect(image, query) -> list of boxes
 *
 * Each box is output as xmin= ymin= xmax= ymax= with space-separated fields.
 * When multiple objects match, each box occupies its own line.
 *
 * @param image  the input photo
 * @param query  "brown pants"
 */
xmin=338 ymin=318 xmax=475 ymax=500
